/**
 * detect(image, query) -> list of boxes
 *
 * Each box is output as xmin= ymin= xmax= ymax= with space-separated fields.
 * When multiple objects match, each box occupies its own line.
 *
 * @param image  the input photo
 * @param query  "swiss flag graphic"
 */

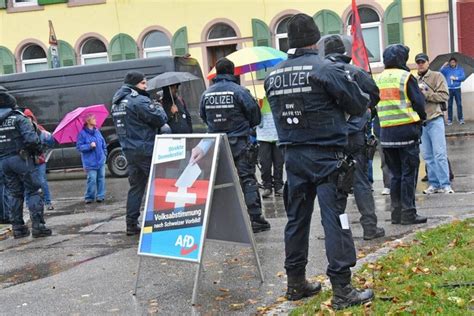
xmin=154 ymin=178 xmax=209 ymax=212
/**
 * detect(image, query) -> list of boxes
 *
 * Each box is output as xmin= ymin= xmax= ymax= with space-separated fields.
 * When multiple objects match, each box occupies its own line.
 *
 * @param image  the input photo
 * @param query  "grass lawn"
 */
xmin=291 ymin=218 xmax=474 ymax=315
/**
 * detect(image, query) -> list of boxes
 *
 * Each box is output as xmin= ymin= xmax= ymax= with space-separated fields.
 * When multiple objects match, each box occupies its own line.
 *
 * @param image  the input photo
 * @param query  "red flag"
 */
xmin=350 ymin=0 xmax=370 ymax=72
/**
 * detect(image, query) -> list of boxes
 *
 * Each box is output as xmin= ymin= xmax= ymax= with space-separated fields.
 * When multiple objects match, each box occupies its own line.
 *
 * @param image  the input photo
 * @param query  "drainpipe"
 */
xmin=420 ymin=0 xmax=427 ymax=53
xmin=449 ymin=0 xmax=458 ymax=52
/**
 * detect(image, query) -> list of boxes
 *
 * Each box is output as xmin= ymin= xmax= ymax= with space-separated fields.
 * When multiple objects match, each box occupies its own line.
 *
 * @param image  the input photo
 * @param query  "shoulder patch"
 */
xmin=130 ymin=90 xmax=138 ymax=97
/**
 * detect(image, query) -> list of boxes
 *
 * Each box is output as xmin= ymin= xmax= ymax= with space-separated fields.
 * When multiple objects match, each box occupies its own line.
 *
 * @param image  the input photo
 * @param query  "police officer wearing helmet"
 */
xmin=318 ymin=34 xmax=385 ymax=241
xmin=264 ymin=14 xmax=374 ymax=308
xmin=199 ymin=58 xmax=271 ymax=233
xmin=112 ymin=71 xmax=169 ymax=235
xmin=0 ymin=90 xmax=52 ymax=238
xmin=374 ymin=45 xmax=427 ymax=225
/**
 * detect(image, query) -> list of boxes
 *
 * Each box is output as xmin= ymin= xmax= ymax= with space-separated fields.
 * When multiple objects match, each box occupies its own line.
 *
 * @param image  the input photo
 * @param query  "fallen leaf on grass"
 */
xmin=448 ymin=238 xmax=459 ymax=248
xmin=424 ymin=288 xmax=436 ymax=297
xmin=357 ymin=252 xmax=366 ymax=259
xmin=449 ymin=265 xmax=457 ymax=271
xmin=448 ymin=296 xmax=465 ymax=306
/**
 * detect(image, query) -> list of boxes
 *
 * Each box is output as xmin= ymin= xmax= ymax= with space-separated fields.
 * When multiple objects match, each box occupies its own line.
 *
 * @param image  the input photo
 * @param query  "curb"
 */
xmin=265 ymin=213 xmax=474 ymax=315
xmin=446 ymin=131 xmax=474 ymax=137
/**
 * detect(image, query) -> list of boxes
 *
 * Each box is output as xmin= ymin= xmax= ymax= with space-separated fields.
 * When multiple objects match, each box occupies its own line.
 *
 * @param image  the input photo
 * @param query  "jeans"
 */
xmin=230 ymin=137 xmax=262 ymax=217
xmin=124 ymin=152 xmax=152 ymax=225
xmin=383 ymin=145 xmax=420 ymax=221
xmin=346 ymin=133 xmax=378 ymax=233
xmin=2 ymin=155 xmax=45 ymax=228
xmin=25 ymin=163 xmax=52 ymax=205
xmin=85 ymin=164 xmax=106 ymax=201
xmin=258 ymin=141 xmax=284 ymax=190
xmin=448 ymin=89 xmax=463 ymax=122
xmin=283 ymin=145 xmax=356 ymax=284
xmin=420 ymin=116 xmax=450 ymax=188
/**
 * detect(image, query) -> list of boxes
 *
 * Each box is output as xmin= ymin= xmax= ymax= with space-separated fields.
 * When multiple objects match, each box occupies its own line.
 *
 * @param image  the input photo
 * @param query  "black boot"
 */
xmin=401 ymin=214 xmax=427 ymax=225
xmin=13 ymin=225 xmax=30 ymax=239
xmin=32 ymin=223 xmax=52 ymax=238
xmin=331 ymin=283 xmax=374 ymax=310
xmin=363 ymin=227 xmax=385 ymax=240
xmin=126 ymin=223 xmax=141 ymax=236
xmin=251 ymin=215 xmax=271 ymax=233
xmin=391 ymin=208 xmax=401 ymax=224
xmin=286 ymin=273 xmax=322 ymax=301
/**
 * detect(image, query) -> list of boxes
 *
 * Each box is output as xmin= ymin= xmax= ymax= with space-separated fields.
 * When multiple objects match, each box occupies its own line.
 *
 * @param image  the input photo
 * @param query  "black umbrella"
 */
xmin=429 ymin=52 xmax=473 ymax=79
xmin=147 ymin=71 xmax=200 ymax=90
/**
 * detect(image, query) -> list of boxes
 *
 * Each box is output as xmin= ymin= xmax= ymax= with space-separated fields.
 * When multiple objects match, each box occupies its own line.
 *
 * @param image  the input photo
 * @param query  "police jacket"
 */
xmin=0 ymin=108 xmax=40 ymax=159
xmin=200 ymin=74 xmax=261 ymax=138
xmin=326 ymin=53 xmax=380 ymax=136
xmin=376 ymin=45 xmax=426 ymax=147
xmin=112 ymin=85 xmax=168 ymax=156
xmin=264 ymin=48 xmax=369 ymax=148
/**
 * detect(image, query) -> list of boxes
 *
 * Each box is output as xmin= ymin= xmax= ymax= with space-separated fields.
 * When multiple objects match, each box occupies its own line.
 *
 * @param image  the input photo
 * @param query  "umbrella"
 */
xmin=429 ymin=52 xmax=473 ymax=79
xmin=52 ymin=104 xmax=109 ymax=144
xmin=207 ymin=46 xmax=287 ymax=80
xmin=147 ymin=71 xmax=200 ymax=90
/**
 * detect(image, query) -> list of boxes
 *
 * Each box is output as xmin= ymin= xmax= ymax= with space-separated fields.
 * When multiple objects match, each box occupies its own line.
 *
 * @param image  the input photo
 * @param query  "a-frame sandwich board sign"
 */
xmin=134 ymin=134 xmax=264 ymax=305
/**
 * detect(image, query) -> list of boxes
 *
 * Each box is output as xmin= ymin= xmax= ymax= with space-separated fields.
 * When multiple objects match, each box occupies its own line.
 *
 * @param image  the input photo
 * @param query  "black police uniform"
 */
xmin=200 ymin=73 xmax=269 ymax=232
xmin=264 ymin=48 xmax=369 ymax=286
xmin=0 ymin=91 xmax=51 ymax=238
xmin=112 ymin=84 xmax=168 ymax=233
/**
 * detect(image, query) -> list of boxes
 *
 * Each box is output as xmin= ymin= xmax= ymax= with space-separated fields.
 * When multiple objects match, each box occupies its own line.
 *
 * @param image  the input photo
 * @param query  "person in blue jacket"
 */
xmin=440 ymin=57 xmax=466 ymax=125
xmin=112 ymin=71 xmax=168 ymax=235
xmin=76 ymin=114 xmax=107 ymax=204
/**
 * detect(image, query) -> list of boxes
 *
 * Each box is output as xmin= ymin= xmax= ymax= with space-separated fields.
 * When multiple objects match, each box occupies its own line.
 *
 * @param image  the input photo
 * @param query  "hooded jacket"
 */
xmin=376 ymin=45 xmax=426 ymax=147
xmin=162 ymin=89 xmax=193 ymax=134
xmin=264 ymin=48 xmax=369 ymax=148
xmin=0 ymin=108 xmax=40 ymax=159
xmin=326 ymin=53 xmax=380 ymax=136
xmin=200 ymin=74 xmax=261 ymax=138
xmin=76 ymin=126 xmax=107 ymax=170
xmin=111 ymin=85 xmax=168 ymax=156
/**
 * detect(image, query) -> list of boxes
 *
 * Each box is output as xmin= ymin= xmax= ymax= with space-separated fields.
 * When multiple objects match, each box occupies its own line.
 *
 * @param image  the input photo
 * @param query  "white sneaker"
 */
xmin=438 ymin=186 xmax=454 ymax=194
xmin=381 ymin=188 xmax=390 ymax=195
xmin=423 ymin=186 xmax=437 ymax=194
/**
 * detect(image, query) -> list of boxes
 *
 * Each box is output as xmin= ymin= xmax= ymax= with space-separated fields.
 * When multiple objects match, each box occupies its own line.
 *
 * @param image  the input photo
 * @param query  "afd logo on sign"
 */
xmin=175 ymin=234 xmax=198 ymax=256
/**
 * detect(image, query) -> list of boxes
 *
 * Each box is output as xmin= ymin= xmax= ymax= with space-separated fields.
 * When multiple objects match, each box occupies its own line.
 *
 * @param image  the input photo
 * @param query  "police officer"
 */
xmin=264 ymin=14 xmax=373 ymax=309
xmin=0 ymin=90 xmax=51 ymax=238
xmin=374 ymin=45 xmax=427 ymax=225
xmin=319 ymin=35 xmax=385 ymax=240
xmin=112 ymin=71 xmax=168 ymax=235
xmin=0 ymin=86 xmax=11 ymax=225
xmin=199 ymin=58 xmax=271 ymax=233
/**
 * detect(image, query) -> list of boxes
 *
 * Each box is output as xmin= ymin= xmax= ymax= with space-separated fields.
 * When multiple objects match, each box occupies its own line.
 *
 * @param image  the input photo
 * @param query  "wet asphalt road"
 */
xmin=0 ymin=136 xmax=473 ymax=315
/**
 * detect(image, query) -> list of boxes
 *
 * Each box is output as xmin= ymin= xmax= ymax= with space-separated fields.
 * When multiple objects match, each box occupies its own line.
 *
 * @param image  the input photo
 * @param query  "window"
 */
xmin=143 ymin=31 xmax=171 ymax=58
xmin=275 ymin=17 xmax=291 ymax=53
xmin=347 ymin=7 xmax=383 ymax=63
xmin=80 ymin=38 xmax=108 ymax=65
xmin=13 ymin=0 xmax=37 ymax=6
xmin=21 ymin=44 xmax=48 ymax=72
xmin=207 ymin=23 xmax=237 ymax=41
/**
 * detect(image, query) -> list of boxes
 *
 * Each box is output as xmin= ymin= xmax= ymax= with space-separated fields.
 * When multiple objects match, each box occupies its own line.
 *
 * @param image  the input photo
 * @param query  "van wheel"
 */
xmin=107 ymin=147 xmax=128 ymax=178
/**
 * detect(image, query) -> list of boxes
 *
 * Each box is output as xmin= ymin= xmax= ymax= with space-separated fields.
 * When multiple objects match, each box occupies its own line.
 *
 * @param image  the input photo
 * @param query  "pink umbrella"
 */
xmin=52 ymin=104 xmax=109 ymax=144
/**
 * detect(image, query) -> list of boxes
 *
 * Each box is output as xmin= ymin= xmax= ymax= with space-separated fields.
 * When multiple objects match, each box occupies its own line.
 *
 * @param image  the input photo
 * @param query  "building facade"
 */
xmin=0 ymin=0 xmax=472 ymax=117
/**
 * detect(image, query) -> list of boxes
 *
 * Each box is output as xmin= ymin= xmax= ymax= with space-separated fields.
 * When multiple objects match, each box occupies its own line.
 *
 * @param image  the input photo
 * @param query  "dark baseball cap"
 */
xmin=415 ymin=53 xmax=429 ymax=62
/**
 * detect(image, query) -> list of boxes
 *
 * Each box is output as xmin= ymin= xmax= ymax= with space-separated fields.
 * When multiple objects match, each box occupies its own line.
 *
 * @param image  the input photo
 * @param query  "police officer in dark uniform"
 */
xmin=264 ymin=14 xmax=373 ymax=309
xmin=0 ymin=90 xmax=52 ymax=238
xmin=0 ymin=86 xmax=11 ymax=224
xmin=111 ymin=71 xmax=168 ymax=235
xmin=200 ymin=58 xmax=271 ymax=233
xmin=319 ymin=35 xmax=385 ymax=241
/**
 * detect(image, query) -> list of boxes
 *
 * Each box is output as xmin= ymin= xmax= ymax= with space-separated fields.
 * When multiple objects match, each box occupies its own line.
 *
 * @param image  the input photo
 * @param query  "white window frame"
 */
xmin=347 ymin=21 xmax=384 ymax=68
xmin=81 ymin=52 xmax=108 ymax=65
xmin=144 ymin=46 xmax=172 ymax=58
xmin=13 ymin=0 xmax=38 ymax=7
xmin=275 ymin=33 xmax=288 ymax=52
xmin=22 ymin=58 xmax=48 ymax=72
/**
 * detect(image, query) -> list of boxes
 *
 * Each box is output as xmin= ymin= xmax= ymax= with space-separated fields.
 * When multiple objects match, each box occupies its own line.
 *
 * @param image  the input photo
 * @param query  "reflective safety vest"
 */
xmin=375 ymin=68 xmax=420 ymax=128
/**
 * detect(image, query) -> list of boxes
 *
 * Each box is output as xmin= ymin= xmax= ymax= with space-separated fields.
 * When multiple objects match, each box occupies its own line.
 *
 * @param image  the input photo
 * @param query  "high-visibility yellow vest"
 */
xmin=375 ymin=68 xmax=420 ymax=128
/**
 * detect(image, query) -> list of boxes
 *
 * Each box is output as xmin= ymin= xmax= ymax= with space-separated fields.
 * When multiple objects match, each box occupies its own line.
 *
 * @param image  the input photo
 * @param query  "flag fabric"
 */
xmin=48 ymin=20 xmax=61 ymax=68
xmin=350 ymin=0 xmax=370 ymax=72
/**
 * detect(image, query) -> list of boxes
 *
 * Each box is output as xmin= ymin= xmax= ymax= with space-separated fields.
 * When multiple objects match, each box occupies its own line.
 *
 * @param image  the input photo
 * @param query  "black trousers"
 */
xmin=258 ymin=141 xmax=284 ymax=190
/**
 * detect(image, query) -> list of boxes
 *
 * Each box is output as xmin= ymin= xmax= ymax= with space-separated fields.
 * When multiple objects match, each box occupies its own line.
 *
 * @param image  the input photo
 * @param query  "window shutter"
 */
xmin=172 ymin=27 xmax=188 ymax=56
xmin=0 ymin=46 xmax=16 ymax=75
xmin=0 ymin=0 xmax=7 ymax=9
xmin=38 ymin=0 xmax=68 ymax=5
xmin=109 ymin=34 xmax=138 ymax=62
xmin=384 ymin=0 xmax=404 ymax=46
xmin=58 ymin=40 xmax=76 ymax=67
xmin=252 ymin=19 xmax=271 ymax=80
xmin=313 ymin=10 xmax=343 ymax=36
